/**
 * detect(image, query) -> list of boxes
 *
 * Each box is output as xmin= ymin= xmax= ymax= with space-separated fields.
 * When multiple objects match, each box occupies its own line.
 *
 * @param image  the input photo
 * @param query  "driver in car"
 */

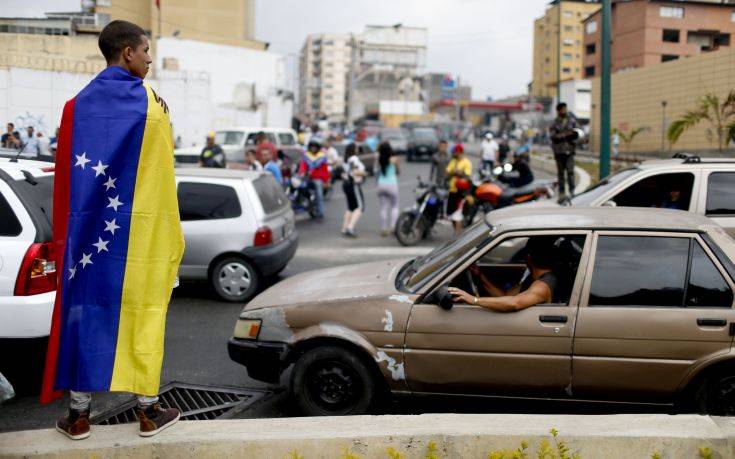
xmin=449 ymin=237 xmax=557 ymax=311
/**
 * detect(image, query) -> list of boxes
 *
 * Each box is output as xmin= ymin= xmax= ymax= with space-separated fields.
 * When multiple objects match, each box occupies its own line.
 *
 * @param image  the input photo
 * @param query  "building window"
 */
xmin=662 ymin=29 xmax=680 ymax=43
xmin=586 ymin=21 xmax=597 ymax=34
xmin=563 ymin=38 xmax=574 ymax=46
xmin=732 ymin=11 xmax=735 ymax=22
xmin=562 ymin=67 xmax=572 ymax=73
xmin=661 ymin=54 xmax=679 ymax=62
xmin=564 ymin=10 xmax=573 ymax=18
xmin=660 ymin=6 xmax=684 ymax=19
xmin=563 ymin=52 xmax=573 ymax=60
xmin=584 ymin=66 xmax=595 ymax=77
xmin=585 ymin=43 xmax=596 ymax=54
xmin=564 ymin=25 xmax=573 ymax=32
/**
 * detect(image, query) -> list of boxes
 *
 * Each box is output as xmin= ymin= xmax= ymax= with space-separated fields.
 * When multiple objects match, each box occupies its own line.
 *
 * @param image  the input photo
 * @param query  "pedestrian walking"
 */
xmin=42 ymin=20 xmax=185 ymax=440
xmin=480 ymin=133 xmax=499 ymax=173
xmin=376 ymin=141 xmax=400 ymax=237
xmin=340 ymin=143 xmax=366 ymax=238
xmin=549 ymin=102 xmax=578 ymax=198
xmin=199 ymin=131 xmax=226 ymax=168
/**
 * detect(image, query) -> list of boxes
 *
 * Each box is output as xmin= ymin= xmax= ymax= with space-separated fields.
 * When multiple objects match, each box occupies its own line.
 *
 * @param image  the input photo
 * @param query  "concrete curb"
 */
xmin=531 ymin=153 xmax=591 ymax=194
xmin=1 ymin=414 xmax=734 ymax=458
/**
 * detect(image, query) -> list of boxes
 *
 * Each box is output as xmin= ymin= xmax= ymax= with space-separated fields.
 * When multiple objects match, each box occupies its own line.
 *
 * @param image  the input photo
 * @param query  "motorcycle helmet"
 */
xmin=455 ymin=177 xmax=471 ymax=192
xmin=307 ymin=140 xmax=321 ymax=151
xmin=452 ymin=143 xmax=464 ymax=154
xmin=476 ymin=183 xmax=503 ymax=206
xmin=566 ymin=128 xmax=586 ymax=144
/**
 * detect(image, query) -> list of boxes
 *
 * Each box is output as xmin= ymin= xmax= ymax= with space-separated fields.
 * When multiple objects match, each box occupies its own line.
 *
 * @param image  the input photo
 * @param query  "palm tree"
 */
xmin=613 ymin=126 xmax=648 ymax=150
xmin=667 ymin=90 xmax=735 ymax=153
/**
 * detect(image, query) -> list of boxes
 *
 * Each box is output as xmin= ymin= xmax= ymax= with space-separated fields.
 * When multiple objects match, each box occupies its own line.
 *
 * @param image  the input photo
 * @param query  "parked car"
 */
xmin=407 ymin=127 xmax=439 ymax=161
xmin=559 ymin=154 xmax=735 ymax=238
xmin=176 ymin=168 xmax=298 ymax=302
xmin=0 ymin=156 xmax=56 ymax=391
xmin=174 ymin=127 xmax=301 ymax=166
xmin=379 ymin=128 xmax=409 ymax=155
xmin=229 ymin=206 xmax=735 ymax=416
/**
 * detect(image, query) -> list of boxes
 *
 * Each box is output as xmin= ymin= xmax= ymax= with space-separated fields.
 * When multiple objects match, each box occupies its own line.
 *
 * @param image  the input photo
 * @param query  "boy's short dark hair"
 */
xmin=556 ymin=102 xmax=567 ymax=111
xmin=7 ymin=123 xmax=13 ymax=128
xmin=525 ymin=236 xmax=557 ymax=269
xmin=98 ymin=20 xmax=146 ymax=63
xmin=439 ymin=139 xmax=448 ymax=145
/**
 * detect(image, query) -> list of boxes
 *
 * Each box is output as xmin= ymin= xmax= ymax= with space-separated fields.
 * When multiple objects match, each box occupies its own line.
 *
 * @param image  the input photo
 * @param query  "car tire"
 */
xmin=693 ymin=370 xmax=735 ymax=415
xmin=291 ymin=346 xmax=379 ymax=416
xmin=395 ymin=212 xmax=425 ymax=246
xmin=210 ymin=257 xmax=260 ymax=302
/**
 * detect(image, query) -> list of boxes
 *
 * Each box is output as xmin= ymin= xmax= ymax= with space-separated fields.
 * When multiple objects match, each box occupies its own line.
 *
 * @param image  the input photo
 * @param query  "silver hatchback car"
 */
xmin=175 ymin=168 xmax=298 ymax=302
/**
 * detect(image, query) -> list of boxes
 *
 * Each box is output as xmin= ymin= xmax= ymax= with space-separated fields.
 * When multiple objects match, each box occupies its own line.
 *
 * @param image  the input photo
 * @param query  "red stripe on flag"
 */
xmin=40 ymin=97 xmax=75 ymax=404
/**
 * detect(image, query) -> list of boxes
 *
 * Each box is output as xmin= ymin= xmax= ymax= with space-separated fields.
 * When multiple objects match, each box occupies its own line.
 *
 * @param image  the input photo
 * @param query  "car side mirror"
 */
xmin=601 ymin=200 xmax=617 ymax=207
xmin=427 ymin=284 xmax=454 ymax=310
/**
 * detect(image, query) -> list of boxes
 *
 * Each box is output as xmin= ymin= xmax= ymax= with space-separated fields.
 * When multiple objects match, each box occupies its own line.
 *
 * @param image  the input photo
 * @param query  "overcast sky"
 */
xmin=7 ymin=0 xmax=550 ymax=100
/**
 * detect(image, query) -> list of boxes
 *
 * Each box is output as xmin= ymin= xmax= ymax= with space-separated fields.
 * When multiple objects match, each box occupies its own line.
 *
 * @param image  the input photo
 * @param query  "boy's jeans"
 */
xmin=70 ymin=390 xmax=158 ymax=411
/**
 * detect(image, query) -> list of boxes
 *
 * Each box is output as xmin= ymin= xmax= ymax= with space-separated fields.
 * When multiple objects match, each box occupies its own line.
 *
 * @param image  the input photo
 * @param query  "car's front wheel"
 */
xmin=291 ymin=346 xmax=378 ymax=416
xmin=694 ymin=370 xmax=735 ymax=415
xmin=210 ymin=257 xmax=259 ymax=302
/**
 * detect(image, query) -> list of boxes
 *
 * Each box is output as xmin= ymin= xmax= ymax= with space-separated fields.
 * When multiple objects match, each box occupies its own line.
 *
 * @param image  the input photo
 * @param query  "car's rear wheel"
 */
xmin=693 ymin=370 xmax=735 ymax=415
xmin=211 ymin=257 xmax=259 ymax=302
xmin=291 ymin=346 xmax=378 ymax=416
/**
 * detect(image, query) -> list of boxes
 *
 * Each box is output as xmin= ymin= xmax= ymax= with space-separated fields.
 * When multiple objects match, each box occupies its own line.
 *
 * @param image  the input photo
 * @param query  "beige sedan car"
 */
xmin=228 ymin=206 xmax=735 ymax=416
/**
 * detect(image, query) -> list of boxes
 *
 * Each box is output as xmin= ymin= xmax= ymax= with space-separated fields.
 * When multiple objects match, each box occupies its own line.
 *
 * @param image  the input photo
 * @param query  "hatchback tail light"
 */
xmin=14 ymin=242 xmax=57 ymax=296
xmin=253 ymin=226 xmax=273 ymax=247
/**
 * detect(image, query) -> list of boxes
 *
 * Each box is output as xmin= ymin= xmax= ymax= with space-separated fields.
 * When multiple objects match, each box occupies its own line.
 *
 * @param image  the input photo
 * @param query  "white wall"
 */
xmin=559 ymin=79 xmax=591 ymax=121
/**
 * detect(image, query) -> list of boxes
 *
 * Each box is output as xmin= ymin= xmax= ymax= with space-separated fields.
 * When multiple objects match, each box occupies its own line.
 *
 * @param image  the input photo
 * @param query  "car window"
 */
xmin=245 ymin=133 xmax=258 ymax=146
xmin=178 ymin=182 xmax=242 ymax=221
xmin=0 ymin=191 xmax=22 ymax=236
xmin=215 ymin=131 xmax=244 ymax=146
xmin=278 ymin=133 xmax=296 ymax=146
xmin=14 ymin=175 xmax=53 ymax=226
xmin=706 ymin=172 xmax=735 ymax=216
xmin=253 ymin=175 xmax=289 ymax=214
xmin=589 ymin=236 xmax=689 ymax=307
xmin=612 ymin=172 xmax=694 ymax=210
xmin=266 ymin=133 xmax=277 ymax=144
xmin=570 ymin=168 xmax=638 ymax=206
xmin=687 ymin=242 xmax=733 ymax=307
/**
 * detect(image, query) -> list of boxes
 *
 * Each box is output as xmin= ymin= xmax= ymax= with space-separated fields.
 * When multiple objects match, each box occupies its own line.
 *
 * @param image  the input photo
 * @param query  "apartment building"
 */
xmin=583 ymin=0 xmax=735 ymax=77
xmin=531 ymin=0 xmax=601 ymax=99
xmin=298 ymin=34 xmax=351 ymax=121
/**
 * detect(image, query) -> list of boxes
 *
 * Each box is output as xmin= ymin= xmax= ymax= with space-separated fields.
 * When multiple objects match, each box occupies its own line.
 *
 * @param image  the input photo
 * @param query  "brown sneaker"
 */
xmin=55 ymin=409 xmax=91 ymax=440
xmin=136 ymin=403 xmax=180 ymax=437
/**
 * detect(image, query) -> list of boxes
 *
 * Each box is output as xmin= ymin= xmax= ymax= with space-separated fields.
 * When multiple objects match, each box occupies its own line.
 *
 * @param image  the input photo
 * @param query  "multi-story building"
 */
xmin=531 ymin=0 xmax=601 ymax=100
xmin=298 ymin=34 xmax=351 ymax=122
xmin=583 ymin=0 xmax=735 ymax=78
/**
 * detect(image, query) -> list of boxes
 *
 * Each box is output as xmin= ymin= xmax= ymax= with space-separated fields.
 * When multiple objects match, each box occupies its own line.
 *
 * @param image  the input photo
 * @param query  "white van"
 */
xmin=174 ymin=127 xmax=301 ymax=166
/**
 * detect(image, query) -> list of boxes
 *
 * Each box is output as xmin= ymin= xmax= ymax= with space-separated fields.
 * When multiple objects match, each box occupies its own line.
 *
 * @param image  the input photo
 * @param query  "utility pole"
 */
xmin=347 ymin=34 xmax=358 ymax=130
xmin=556 ymin=0 xmax=561 ymax=104
xmin=599 ymin=0 xmax=612 ymax=179
xmin=456 ymin=75 xmax=461 ymax=122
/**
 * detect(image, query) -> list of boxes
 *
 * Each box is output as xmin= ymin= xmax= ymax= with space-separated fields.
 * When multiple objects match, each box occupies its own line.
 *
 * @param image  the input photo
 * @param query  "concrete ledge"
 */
xmin=1 ymin=414 xmax=733 ymax=458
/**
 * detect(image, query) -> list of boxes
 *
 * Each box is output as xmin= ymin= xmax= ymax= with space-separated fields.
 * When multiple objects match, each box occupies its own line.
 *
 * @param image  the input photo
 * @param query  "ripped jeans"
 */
xmin=70 ymin=391 xmax=158 ymax=412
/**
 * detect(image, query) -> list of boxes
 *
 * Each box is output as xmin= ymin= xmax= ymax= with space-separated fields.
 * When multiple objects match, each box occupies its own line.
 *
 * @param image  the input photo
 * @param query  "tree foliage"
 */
xmin=667 ymin=90 xmax=735 ymax=152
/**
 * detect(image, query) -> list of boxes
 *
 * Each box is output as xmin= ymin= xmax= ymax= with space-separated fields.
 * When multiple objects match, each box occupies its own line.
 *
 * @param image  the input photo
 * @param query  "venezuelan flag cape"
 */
xmin=41 ymin=66 xmax=184 ymax=403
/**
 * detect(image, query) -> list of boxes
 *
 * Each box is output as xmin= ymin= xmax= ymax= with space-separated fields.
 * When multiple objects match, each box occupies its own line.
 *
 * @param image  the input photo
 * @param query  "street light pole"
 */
xmin=599 ymin=0 xmax=612 ymax=179
xmin=347 ymin=34 xmax=358 ymax=130
xmin=556 ymin=1 xmax=561 ymax=103
xmin=661 ymin=100 xmax=668 ymax=152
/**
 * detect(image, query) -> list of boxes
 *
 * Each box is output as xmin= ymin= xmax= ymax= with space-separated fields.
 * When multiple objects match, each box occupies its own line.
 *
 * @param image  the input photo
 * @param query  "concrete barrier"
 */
xmin=1 ymin=414 xmax=734 ymax=458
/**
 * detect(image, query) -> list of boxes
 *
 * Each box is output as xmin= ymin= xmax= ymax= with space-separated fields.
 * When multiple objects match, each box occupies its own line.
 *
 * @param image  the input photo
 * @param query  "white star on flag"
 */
xmin=91 ymin=160 xmax=109 ymax=177
xmin=104 ymin=218 xmax=120 ymax=235
xmin=75 ymin=152 xmax=90 ymax=169
xmin=68 ymin=264 xmax=76 ymax=280
xmin=103 ymin=176 xmax=116 ymax=191
xmin=79 ymin=253 xmax=93 ymax=268
xmin=92 ymin=237 xmax=109 ymax=253
xmin=107 ymin=195 xmax=123 ymax=211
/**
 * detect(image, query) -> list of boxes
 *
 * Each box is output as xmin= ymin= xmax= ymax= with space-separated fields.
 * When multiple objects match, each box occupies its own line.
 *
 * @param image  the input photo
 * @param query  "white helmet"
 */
xmin=485 ymin=132 xmax=494 ymax=140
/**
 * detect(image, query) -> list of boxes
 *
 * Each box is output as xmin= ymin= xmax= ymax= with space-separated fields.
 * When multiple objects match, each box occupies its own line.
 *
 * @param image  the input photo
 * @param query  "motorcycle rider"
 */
xmin=298 ymin=140 xmax=329 ymax=220
xmin=198 ymin=131 xmax=226 ymax=168
xmin=498 ymin=149 xmax=534 ymax=188
xmin=445 ymin=143 xmax=472 ymax=238
xmin=430 ymin=140 xmax=450 ymax=187
xmin=549 ymin=102 xmax=578 ymax=199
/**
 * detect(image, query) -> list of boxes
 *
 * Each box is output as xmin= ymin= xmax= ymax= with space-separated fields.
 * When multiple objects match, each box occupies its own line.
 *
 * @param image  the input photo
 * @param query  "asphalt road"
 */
xmin=0 ymin=155 xmax=663 ymax=433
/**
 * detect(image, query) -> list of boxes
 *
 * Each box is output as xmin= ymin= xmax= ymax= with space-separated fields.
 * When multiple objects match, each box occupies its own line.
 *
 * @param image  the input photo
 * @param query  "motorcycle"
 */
xmin=395 ymin=176 xmax=450 ymax=246
xmin=285 ymin=175 xmax=321 ymax=219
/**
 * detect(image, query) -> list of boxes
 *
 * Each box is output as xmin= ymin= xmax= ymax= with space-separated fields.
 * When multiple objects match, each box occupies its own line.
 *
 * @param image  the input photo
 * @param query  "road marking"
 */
xmin=296 ymin=246 xmax=432 ymax=258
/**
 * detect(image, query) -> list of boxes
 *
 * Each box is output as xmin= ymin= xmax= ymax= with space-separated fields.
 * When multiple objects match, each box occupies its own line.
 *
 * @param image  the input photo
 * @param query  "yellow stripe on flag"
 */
xmin=110 ymin=84 xmax=184 ymax=395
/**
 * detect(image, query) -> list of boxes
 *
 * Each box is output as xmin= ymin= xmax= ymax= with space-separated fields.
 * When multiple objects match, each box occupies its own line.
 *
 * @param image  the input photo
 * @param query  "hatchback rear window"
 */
xmin=14 ymin=175 xmax=53 ymax=226
xmin=0 ymin=191 xmax=22 ymax=236
xmin=253 ymin=175 xmax=289 ymax=214
xmin=177 ymin=182 xmax=241 ymax=221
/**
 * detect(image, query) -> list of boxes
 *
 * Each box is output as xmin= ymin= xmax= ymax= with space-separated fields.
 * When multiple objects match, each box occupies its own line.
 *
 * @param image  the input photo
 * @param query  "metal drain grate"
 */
xmin=90 ymin=382 xmax=268 ymax=425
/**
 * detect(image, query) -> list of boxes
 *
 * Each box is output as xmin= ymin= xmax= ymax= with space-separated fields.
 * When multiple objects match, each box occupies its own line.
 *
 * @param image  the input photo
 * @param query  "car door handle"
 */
xmin=697 ymin=318 xmax=727 ymax=327
xmin=539 ymin=315 xmax=567 ymax=324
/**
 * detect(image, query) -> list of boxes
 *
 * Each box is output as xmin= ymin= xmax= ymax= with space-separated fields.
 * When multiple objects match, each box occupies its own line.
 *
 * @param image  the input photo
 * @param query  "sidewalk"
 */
xmin=2 ymin=413 xmax=733 ymax=458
